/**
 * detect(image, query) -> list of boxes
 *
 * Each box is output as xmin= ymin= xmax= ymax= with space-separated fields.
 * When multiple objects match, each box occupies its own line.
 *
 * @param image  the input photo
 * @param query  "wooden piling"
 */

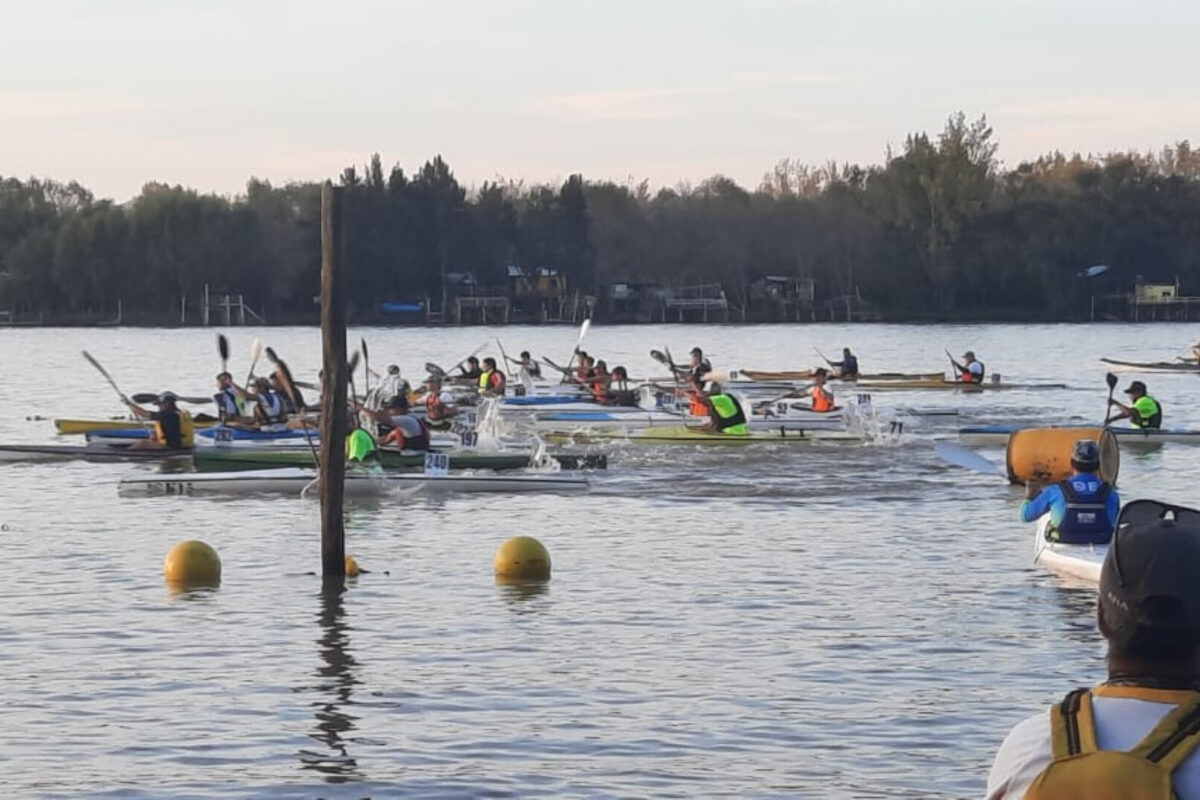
xmin=319 ymin=182 xmax=348 ymax=578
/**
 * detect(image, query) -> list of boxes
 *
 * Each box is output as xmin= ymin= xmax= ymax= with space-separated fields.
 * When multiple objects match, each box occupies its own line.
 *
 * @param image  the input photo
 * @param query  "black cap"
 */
xmin=690 ymin=347 xmax=703 ymax=356
xmin=1101 ymin=500 xmax=1200 ymax=649
xmin=1125 ymin=380 xmax=1147 ymax=396
xmin=1071 ymin=439 xmax=1100 ymax=471
xmin=155 ymin=391 xmax=178 ymax=405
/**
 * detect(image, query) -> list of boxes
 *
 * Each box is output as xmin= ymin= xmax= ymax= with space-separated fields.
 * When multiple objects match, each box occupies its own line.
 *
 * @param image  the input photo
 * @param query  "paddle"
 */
xmin=540 ymin=356 xmax=572 ymax=377
xmin=944 ymin=348 xmax=959 ymax=376
xmin=562 ymin=318 xmax=592 ymax=379
xmin=495 ymin=338 xmax=513 ymax=378
xmin=1102 ymin=371 xmax=1118 ymax=425
xmin=449 ymin=341 xmax=489 ymax=376
xmin=244 ymin=338 xmax=262 ymax=386
xmin=82 ymin=350 xmax=130 ymax=405
xmin=131 ymin=392 xmax=212 ymax=405
xmin=269 ymin=349 xmax=320 ymax=465
xmin=360 ymin=338 xmax=370 ymax=394
xmin=218 ymin=333 xmax=229 ymax=374
xmin=348 ymin=351 xmax=361 ymax=407
xmin=814 ymin=347 xmax=835 ymax=367
xmin=425 ymin=362 xmax=447 ymax=379
xmin=934 ymin=441 xmax=1007 ymax=479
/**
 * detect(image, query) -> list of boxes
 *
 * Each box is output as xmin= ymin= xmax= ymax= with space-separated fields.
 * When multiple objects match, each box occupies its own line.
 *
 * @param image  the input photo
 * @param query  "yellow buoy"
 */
xmin=163 ymin=540 xmax=221 ymax=588
xmin=494 ymin=536 xmax=551 ymax=581
xmin=1006 ymin=427 xmax=1119 ymax=485
xmin=344 ymin=555 xmax=360 ymax=577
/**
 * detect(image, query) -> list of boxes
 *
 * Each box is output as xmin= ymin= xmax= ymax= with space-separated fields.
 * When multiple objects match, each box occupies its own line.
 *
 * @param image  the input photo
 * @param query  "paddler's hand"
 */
xmin=1024 ymin=480 xmax=1044 ymax=500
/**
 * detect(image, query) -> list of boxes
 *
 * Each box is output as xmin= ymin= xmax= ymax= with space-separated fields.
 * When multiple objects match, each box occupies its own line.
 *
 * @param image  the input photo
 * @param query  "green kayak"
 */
xmin=191 ymin=447 xmax=603 ymax=472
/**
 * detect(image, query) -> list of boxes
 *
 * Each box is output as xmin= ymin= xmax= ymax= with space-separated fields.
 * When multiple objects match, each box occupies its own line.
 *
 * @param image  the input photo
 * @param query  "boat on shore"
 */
xmin=1099 ymin=357 xmax=1200 ymax=374
xmin=1034 ymin=516 xmax=1104 ymax=582
xmin=958 ymin=425 xmax=1200 ymax=447
xmin=118 ymin=467 xmax=590 ymax=496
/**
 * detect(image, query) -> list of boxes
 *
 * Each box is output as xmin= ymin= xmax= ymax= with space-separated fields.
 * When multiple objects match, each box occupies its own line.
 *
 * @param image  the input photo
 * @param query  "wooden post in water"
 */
xmin=319 ymin=182 xmax=348 ymax=578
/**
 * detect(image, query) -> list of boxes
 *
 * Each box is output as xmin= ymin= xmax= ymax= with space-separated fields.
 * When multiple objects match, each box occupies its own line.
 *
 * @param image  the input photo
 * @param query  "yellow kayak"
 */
xmin=55 ymin=417 xmax=220 ymax=435
xmin=545 ymin=426 xmax=864 ymax=445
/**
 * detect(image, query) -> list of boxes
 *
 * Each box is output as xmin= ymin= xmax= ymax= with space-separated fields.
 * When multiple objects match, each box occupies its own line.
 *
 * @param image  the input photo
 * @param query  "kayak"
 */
xmin=735 ymin=369 xmax=944 ymax=382
xmin=118 ymin=467 xmax=590 ymax=496
xmin=1033 ymin=516 xmax=1105 ymax=583
xmin=1100 ymin=357 xmax=1200 ymax=374
xmin=853 ymin=379 xmax=1069 ymax=391
xmin=88 ymin=425 xmax=313 ymax=443
xmin=502 ymin=394 xmax=591 ymax=406
xmin=0 ymin=442 xmax=191 ymax=463
xmin=191 ymin=447 xmax=606 ymax=472
xmin=958 ymin=425 xmax=1200 ymax=447
xmin=56 ymin=417 xmax=219 ymax=435
xmin=544 ymin=425 xmax=865 ymax=445
xmin=532 ymin=404 xmax=849 ymax=432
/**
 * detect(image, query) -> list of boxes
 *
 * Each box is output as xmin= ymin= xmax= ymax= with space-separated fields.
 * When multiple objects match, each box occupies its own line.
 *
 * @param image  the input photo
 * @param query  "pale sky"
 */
xmin=2 ymin=0 xmax=1197 ymax=201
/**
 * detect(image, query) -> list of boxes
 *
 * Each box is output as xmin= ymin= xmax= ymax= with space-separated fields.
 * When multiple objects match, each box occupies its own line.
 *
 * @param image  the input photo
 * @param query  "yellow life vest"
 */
xmin=1025 ymin=686 xmax=1200 ymax=800
xmin=154 ymin=410 xmax=195 ymax=448
xmin=479 ymin=369 xmax=492 ymax=394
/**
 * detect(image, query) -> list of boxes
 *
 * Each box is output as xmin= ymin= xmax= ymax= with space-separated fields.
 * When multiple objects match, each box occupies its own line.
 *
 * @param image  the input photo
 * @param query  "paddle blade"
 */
xmin=272 ymin=356 xmax=301 ymax=409
xmin=218 ymin=333 xmax=230 ymax=363
xmin=361 ymin=338 xmax=369 ymax=365
xmin=265 ymin=346 xmax=279 ymax=364
xmin=131 ymin=393 xmax=157 ymax=404
xmin=649 ymin=349 xmax=669 ymax=365
xmin=425 ymin=362 xmax=446 ymax=378
xmin=349 ymin=351 xmax=360 ymax=374
xmin=1106 ymin=372 xmax=1118 ymax=389
xmin=250 ymin=337 xmax=262 ymax=362
xmin=577 ymin=317 xmax=591 ymax=344
xmin=935 ymin=441 xmax=1006 ymax=479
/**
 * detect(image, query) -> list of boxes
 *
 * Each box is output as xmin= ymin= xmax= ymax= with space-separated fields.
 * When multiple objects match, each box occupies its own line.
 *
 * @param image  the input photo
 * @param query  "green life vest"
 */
xmin=345 ymin=428 xmax=377 ymax=462
xmin=1131 ymin=395 xmax=1163 ymax=429
xmin=710 ymin=394 xmax=748 ymax=435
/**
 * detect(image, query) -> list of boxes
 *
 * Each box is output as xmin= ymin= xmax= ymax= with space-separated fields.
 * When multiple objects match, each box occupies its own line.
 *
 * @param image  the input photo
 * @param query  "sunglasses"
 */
xmin=1111 ymin=500 xmax=1200 ymax=587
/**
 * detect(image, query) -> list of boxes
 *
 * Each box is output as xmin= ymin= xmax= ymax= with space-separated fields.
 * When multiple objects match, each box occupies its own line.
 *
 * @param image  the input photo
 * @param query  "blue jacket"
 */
xmin=1020 ymin=472 xmax=1119 ymax=542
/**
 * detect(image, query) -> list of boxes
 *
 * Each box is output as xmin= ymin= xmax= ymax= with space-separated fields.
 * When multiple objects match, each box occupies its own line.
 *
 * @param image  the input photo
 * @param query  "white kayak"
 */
xmin=118 ymin=467 xmax=589 ymax=496
xmin=1033 ymin=516 xmax=1106 ymax=583
xmin=959 ymin=425 xmax=1200 ymax=447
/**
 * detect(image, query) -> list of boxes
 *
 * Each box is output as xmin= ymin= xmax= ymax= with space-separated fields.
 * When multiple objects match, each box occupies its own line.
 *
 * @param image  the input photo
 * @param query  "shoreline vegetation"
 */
xmin=2 ymin=113 xmax=1199 ymax=327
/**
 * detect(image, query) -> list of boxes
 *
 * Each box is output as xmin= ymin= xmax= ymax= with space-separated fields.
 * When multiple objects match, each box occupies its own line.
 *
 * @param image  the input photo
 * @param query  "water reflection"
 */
xmin=1049 ymin=584 xmax=1101 ymax=647
xmin=297 ymin=580 xmax=363 ymax=782
xmin=496 ymin=577 xmax=550 ymax=610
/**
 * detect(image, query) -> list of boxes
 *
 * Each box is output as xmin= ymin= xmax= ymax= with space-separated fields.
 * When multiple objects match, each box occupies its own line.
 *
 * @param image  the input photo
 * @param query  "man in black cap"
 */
xmin=1108 ymin=380 xmax=1163 ymax=429
xmin=686 ymin=347 xmax=712 ymax=385
xmin=124 ymin=391 xmax=194 ymax=450
xmin=986 ymin=500 xmax=1200 ymax=798
xmin=950 ymin=350 xmax=985 ymax=383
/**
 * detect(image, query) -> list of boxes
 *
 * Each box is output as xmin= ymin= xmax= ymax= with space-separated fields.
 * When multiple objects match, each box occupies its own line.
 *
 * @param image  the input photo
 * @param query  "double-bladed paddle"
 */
xmin=934 ymin=441 xmax=1007 ymax=480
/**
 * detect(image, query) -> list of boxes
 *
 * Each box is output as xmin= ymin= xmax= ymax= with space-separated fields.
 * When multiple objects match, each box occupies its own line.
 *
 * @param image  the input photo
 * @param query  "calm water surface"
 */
xmin=1 ymin=323 xmax=1196 ymax=798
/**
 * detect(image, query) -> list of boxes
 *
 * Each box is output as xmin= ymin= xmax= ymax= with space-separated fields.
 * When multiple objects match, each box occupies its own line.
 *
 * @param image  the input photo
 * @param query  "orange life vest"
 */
xmin=812 ymin=386 xmax=835 ymax=412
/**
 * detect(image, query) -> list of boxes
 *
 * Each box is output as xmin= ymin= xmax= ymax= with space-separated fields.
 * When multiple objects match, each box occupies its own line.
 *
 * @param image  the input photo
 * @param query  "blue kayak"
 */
xmin=503 ymin=395 xmax=591 ymax=406
xmin=88 ymin=426 xmax=311 ymax=442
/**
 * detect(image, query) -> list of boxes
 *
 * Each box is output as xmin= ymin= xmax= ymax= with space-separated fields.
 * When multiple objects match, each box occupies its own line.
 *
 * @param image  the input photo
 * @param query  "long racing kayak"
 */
xmin=118 ymin=467 xmax=590 ymax=496
xmin=854 ymin=378 xmax=1069 ymax=392
xmin=191 ymin=447 xmax=606 ymax=472
xmin=88 ymin=425 xmax=313 ymax=443
xmin=1034 ymin=516 xmax=1105 ymax=582
xmin=734 ymin=369 xmax=943 ymax=382
xmin=56 ymin=417 xmax=219 ymax=435
xmin=0 ymin=442 xmax=191 ymax=463
xmin=958 ymin=425 xmax=1200 ymax=447
xmin=544 ymin=425 xmax=865 ymax=445
xmin=1100 ymin=357 xmax=1200 ymax=374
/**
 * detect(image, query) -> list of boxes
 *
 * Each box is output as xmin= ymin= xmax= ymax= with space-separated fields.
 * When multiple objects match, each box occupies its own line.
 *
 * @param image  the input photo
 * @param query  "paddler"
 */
xmin=377 ymin=365 xmax=411 ymax=405
xmin=479 ymin=357 xmax=507 ymax=397
xmin=123 ymin=391 xmax=194 ymax=450
xmin=422 ymin=375 xmax=457 ymax=429
xmin=697 ymin=381 xmax=748 ymax=435
xmin=986 ymin=500 xmax=1200 ymax=799
xmin=459 ymin=356 xmax=482 ymax=384
xmin=687 ymin=347 xmax=713 ymax=384
xmin=588 ymin=360 xmax=611 ymax=403
xmin=830 ymin=348 xmax=859 ymax=378
xmin=1020 ymin=440 xmax=1119 ymax=544
xmin=806 ymin=368 xmax=837 ymax=412
xmin=950 ymin=350 xmax=985 ymax=383
xmin=574 ymin=353 xmax=595 ymax=384
xmin=247 ymin=377 xmax=289 ymax=427
xmin=517 ymin=351 xmax=541 ymax=380
xmin=360 ymin=394 xmax=431 ymax=451
xmin=1108 ymin=380 xmax=1163 ymax=429
xmin=605 ymin=366 xmax=638 ymax=407
xmin=213 ymin=372 xmax=247 ymax=422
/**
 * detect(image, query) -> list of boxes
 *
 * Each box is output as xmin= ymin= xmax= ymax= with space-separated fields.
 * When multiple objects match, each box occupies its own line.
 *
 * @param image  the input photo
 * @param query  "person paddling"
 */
xmin=124 ymin=392 xmax=194 ymax=450
xmin=986 ymin=499 xmax=1200 ymax=799
xmin=830 ymin=347 xmax=859 ymax=378
xmin=696 ymin=381 xmax=748 ymax=435
xmin=807 ymin=368 xmax=837 ymax=412
xmin=479 ymin=357 xmax=507 ymax=397
xmin=1021 ymin=439 xmax=1120 ymax=544
xmin=1108 ymin=380 xmax=1163 ymax=429
xmin=360 ymin=394 xmax=431 ymax=451
xmin=246 ymin=377 xmax=288 ymax=428
xmin=950 ymin=350 xmax=985 ymax=383
xmin=517 ymin=351 xmax=541 ymax=380
xmin=422 ymin=375 xmax=458 ymax=429
xmin=213 ymin=372 xmax=247 ymax=422
xmin=686 ymin=347 xmax=713 ymax=384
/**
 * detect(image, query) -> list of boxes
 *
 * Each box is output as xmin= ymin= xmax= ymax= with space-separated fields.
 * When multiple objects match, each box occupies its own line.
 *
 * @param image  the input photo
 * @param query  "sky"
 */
xmin=2 ymin=0 xmax=1197 ymax=201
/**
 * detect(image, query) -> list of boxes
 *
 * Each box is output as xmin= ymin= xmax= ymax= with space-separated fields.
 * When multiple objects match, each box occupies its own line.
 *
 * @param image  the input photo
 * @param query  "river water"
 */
xmin=1 ymin=323 xmax=1196 ymax=798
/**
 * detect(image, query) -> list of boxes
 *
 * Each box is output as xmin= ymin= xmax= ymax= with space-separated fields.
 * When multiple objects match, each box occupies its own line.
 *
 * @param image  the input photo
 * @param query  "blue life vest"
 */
xmin=1056 ymin=478 xmax=1113 ymax=544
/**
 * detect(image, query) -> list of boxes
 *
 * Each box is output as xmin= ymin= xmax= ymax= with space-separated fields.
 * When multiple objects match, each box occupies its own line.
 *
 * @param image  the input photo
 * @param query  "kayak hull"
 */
xmin=55 ymin=417 xmax=219 ymax=435
xmin=1034 ymin=517 xmax=1105 ymax=583
xmin=1100 ymin=357 xmax=1200 ymax=374
xmin=0 ymin=443 xmax=191 ymax=463
xmin=118 ymin=467 xmax=590 ymax=496
xmin=959 ymin=425 xmax=1200 ymax=447
xmin=545 ymin=425 xmax=864 ymax=445
xmin=735 ymin=369 xmax=943 ymax=382
xmin=191 ymin=447 xmax=605 ymax=472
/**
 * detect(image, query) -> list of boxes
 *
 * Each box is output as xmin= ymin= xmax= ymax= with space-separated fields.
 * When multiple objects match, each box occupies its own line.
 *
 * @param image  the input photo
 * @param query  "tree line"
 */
xmin=2 ymin=112 xmax=1198 ymax=323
